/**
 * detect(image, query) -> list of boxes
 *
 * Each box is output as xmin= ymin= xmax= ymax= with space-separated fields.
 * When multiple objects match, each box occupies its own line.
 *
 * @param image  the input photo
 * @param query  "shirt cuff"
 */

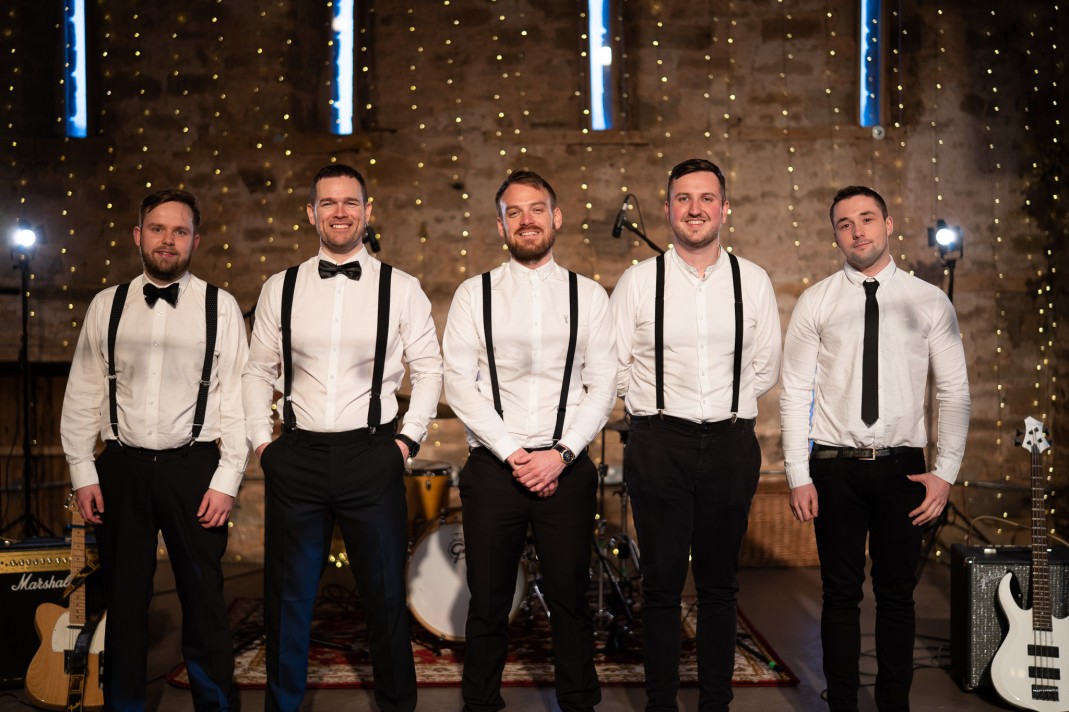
xmin=784 ymin=461 xmax=812 ymax=489
xmin=490 ymin=434 xmax=523 ymax=463
xmin=208 ymin=467 xmax=243 ymax=497
xmin=70 ymin=460 xmax=100 ymax=490
xmin=249 ymin=428 xmax=274 ymax=453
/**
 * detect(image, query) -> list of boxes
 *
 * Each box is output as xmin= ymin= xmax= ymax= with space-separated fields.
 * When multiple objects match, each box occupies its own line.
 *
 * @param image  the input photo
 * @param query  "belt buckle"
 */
xmin=859 ymin=447 xmax=877 ymax=461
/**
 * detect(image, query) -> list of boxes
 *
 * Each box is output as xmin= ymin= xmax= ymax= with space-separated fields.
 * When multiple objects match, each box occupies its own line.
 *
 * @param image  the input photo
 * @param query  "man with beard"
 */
xmin=243 ymin=164 xmax=441 ymax=712
xmin=610 ymin=158 xmax=781 ymax=711
xmin=443 ymin=170 xmax=616 ymax=712
xmin=780 ymin=186 xmax=970 ymax=711
xmin=61 ymin=189 xmax=247 ymax=710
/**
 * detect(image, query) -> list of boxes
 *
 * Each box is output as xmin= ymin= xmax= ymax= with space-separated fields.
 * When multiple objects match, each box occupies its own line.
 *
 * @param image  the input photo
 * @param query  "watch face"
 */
xmin=557 ymin=446 xmax=574 ymax=463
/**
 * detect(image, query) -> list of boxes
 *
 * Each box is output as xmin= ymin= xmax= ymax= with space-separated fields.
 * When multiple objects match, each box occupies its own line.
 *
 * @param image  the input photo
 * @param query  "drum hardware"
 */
xmin=518 ymin=541 xmax=552 ymax=623
xmin=403 ymin=460 xmax=454 ymax=540
xmin=405 ymin=516 xmax=527 ymax=645
xmin=590 ymin=419 xmax=643 ymax=653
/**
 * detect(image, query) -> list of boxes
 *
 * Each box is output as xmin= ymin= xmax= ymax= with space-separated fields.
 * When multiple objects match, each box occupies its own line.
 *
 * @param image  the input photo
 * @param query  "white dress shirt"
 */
xmin=243 ymin=248 xmax=443 ymax=449
xmin=443 ymin=258 xmax=617 ymax=461
xmin=61 ymin=272 xmax=250 ymax=496
xmin=611 ymin=246 xmax=781 ymax=422
xmin=780 ymin=259 xmax=971 ymax=488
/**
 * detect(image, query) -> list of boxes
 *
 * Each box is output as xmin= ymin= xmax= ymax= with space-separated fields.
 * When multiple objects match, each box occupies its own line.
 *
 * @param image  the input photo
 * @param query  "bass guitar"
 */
xmin=992 ymin=416 xmax=1069 ymax=710
xmin=24 ymin=496 xmax=106 ymax=711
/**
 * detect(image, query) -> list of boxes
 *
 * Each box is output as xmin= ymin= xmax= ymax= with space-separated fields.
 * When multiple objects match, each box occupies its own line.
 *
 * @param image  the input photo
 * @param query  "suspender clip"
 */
xmin=369 ymin=426 xmax=377 ymax=436
xmin=657 ymin=409 xmax=664 ymax=420
xmin=731 ymin=413 xmax=738 ymax=424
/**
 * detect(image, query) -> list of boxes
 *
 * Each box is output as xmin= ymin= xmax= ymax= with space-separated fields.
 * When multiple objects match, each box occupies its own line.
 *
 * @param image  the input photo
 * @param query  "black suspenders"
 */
xmin=653 ymin=252 xmax=743 ymax=420
xmin=106 ymin=281 xmax=218 ymax=443
xmin=481 ymin=269 xmax=579 ymax=443
xmin=280 ymin=261 xmax=393 ymax=434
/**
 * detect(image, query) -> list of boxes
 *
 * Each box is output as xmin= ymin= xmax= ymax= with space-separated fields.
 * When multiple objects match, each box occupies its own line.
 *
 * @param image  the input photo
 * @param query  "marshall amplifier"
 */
xmin=0 ymin=537 xmax=101 ymax=686
xmin=950 ymin=544 xmax=1069 ymax=691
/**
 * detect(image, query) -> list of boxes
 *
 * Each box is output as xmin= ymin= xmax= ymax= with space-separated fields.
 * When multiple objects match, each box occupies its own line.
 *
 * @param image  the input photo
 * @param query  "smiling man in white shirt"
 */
xmin=61 ymin=189 xmax=247 ymax=711
xmin=611 ymin=158 xmax=781 ymax=712
xmin=780 ymin=185 xmax=971 ymax=712
xmin=443 ymin=170 xmax=616 ymax=712
xmin=243 ymin=164 xmax=442 ymax=712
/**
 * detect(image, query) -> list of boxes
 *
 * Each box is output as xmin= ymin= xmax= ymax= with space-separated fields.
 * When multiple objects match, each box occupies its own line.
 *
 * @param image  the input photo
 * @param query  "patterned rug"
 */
xmin=168 ymin=593 xmax=797 ymax=689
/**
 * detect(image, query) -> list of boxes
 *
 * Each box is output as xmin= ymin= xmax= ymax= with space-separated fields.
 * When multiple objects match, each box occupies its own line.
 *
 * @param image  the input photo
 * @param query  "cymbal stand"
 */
xmin=521 ymin=540 xmax=551 ymax=621
xmin=591 ymin=427 xmax=642 ymax=653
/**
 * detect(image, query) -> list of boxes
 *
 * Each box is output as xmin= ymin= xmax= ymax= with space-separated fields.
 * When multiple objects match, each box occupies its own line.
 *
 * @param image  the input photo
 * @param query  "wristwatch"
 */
xmin=395 ymin=434 xmax=420 ymax=459
xmin=553 ymin=444 xmax=575 ymax=466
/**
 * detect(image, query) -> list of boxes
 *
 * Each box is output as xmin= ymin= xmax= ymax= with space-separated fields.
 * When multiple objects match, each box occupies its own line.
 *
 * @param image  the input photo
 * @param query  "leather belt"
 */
xmin=810 ymin=444 xmax=920 ymax=461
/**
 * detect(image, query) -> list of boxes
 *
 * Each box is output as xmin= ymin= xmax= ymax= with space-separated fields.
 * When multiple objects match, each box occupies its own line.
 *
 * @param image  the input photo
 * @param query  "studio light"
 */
xmin=927 ymin=218 xmax=963 ymax=260
xmin=927 ymin=218 xmax=964 ymax=303
xmin=12 ymin=219 xmax=37 ymax=251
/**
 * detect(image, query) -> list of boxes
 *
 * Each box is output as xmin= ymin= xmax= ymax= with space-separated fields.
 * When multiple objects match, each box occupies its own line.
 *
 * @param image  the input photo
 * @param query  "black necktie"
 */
xmin=143 ymin=282 xmax=179 ymax=308
xmin=861 ymin=279 xmax=880 ymax=426
xmin=318 ymin=260 xmax=362 ymax=281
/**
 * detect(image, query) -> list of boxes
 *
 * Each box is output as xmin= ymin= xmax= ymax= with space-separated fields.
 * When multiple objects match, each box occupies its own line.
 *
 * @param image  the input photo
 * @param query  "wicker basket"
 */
xmin=740 ymin=473 xmax=820 ymax=567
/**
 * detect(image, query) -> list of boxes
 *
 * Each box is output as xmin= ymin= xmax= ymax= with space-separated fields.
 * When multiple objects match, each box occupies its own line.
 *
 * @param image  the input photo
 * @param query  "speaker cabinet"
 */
xmin=0 ymin=538 xmax=101 ymax=686
xmin=950 ymin=544 xmax=1069 ymax=691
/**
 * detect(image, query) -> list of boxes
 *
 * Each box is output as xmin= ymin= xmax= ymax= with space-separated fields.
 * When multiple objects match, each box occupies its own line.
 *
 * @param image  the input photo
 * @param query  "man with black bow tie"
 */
xmin=61 ymin=189 xmax=248 ymax=710
xmin=243 ymin=164 xmax=442 ymax=712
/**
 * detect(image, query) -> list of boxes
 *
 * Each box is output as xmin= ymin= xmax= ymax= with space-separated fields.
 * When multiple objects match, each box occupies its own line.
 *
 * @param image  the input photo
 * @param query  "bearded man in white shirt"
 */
xmin=610 ymin=158 xmax=781 ymax=712
xmin=443 ymin=170 xmax=616 ymax=712
xmin=61 ymin=189 xmax=247 ymax=711
xmin=243 ymin=164 xmax=443 ymax=712
xmin=780 ymin=185 xmax=970 ymax=712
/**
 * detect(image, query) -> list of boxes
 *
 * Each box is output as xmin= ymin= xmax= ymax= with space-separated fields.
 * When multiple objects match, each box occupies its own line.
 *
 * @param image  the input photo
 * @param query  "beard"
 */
xmin=506 ymin=226 xmax=556 ymax=264
xmin=139 ymin=243 xmax=192 ymax=283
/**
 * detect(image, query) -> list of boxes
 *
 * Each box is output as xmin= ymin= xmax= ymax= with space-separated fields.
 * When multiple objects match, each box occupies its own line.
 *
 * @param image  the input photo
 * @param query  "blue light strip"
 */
xmin=63 ymin=0 xmax=88 ymax=138
xmin=331 ymin=0 xmax=355 ymax=135
xmin=588 ymin=0 xmax=612 ymax=131
xmin=859 ymin=0 xmax=882 ymax=127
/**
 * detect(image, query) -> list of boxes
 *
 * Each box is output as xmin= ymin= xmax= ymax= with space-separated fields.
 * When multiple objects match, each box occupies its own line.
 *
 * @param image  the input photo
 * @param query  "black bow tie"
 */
xmin=318 ymin=259 xmax=362 ymax=281
xmin=143 ymin=282 xmax=179 ymax=308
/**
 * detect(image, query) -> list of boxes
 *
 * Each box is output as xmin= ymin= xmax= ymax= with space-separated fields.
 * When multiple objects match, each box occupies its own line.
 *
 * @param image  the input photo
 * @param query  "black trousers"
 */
xmin=458 ymin=447 xmax=601 ymax=712
xmin=811 ymin=449 xmax=927 ymax=712
xmin=260 ymin=426 xmax=415 ymax=712
xmin=95 ymin=440 xmax=237 ymax=712
xmin=624 ymin=416 xmax=761 ymax=712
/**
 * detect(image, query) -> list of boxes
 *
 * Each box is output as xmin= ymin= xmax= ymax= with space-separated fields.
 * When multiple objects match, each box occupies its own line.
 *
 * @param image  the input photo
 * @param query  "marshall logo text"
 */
xmin=10 ymin=573 xmax=72 ymax=592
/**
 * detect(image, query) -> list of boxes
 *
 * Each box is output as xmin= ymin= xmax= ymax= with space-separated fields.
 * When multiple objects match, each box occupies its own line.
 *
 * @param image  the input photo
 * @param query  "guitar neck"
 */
xmin=1032 ymin=446 xmax=1053 ymax=632
xmin=69 ymin=513 xmax=86 ymax=627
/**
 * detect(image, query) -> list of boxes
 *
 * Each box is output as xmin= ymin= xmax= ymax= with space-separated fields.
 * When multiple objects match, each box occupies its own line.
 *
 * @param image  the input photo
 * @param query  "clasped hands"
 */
xmin=507 ymin=448 xmax=563 ymax=498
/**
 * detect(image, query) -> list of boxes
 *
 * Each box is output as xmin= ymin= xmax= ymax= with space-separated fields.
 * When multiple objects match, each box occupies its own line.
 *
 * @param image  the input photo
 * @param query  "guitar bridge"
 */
xmin=1032 ymin=684 xmax=1060 ymax=701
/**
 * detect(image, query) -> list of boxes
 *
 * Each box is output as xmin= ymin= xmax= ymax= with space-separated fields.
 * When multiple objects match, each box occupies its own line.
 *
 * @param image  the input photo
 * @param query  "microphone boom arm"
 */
xmin=620 ymin=219 xmax=666 ymax=255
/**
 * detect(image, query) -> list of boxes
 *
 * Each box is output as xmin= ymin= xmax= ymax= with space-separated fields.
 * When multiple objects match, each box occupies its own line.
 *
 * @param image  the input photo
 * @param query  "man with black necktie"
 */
xmin=780 ymin=185 xmax=972 ymax=711
xmin=61 ymin=189 xmax=247 ymax=710
xmin=243 ymin=164 xmax=443 ymax=712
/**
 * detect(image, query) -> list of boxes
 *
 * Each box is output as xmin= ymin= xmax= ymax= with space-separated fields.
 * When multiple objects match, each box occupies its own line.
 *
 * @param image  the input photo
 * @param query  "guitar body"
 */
xmin=992 ymin=572 xmax=1069 ymax=710
xmin=24 ymin=604 xmax=106 ymax=711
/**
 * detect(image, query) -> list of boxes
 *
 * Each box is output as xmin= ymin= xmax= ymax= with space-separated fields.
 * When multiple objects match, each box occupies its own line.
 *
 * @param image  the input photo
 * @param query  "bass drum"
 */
xmin=406 ymin=515 xmax=526 ymax=641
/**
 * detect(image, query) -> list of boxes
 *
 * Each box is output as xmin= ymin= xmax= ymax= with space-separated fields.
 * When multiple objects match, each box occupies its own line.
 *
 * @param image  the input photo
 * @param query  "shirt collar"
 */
xmin=506 ymin=256 xmax=559 ymax=282
xmin=843 ymin=257 xmax=897 ymax=286
xmin=317 ymin=245 xmax=369 ymax=267
xmin=668 ymin=243 xmax=724 ymax=280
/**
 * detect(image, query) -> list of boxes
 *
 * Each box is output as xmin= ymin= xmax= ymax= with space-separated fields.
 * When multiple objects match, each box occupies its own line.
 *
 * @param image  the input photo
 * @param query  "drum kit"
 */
xmin=399 ymin=406 xmax=643 ymax=651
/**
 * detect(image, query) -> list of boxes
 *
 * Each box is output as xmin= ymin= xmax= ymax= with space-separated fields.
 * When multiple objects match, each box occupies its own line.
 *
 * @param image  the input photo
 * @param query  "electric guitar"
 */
xmin=991 ymin=417 xmax=1069 ymax=710
xmin=24 ymin=497 xmax=106 ymax=711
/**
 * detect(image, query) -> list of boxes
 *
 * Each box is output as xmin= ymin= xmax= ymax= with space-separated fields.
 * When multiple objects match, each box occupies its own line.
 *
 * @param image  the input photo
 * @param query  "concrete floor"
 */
xmin=3 ymin=556 xmax=1019 ymax=712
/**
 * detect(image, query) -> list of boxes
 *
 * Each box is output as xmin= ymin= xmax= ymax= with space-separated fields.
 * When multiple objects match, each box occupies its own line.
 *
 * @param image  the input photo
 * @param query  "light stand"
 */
xmin=916 ymin=219 xmax=971 ymax=582
xmin=0 ymin=222 xmax=49 ymax=539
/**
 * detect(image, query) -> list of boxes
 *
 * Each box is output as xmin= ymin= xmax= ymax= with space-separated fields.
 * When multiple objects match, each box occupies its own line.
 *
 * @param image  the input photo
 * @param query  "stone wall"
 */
xmin=0 ymin=1 xmax=1065 ymax=552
